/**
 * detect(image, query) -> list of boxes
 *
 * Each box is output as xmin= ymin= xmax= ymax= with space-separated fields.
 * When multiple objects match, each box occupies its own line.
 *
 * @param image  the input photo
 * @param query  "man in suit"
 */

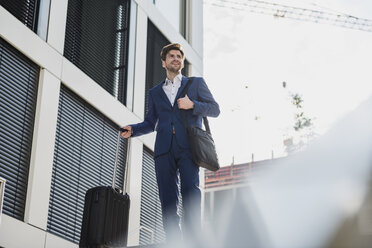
xmin=121 ymin=43 xmax=219 ymax=243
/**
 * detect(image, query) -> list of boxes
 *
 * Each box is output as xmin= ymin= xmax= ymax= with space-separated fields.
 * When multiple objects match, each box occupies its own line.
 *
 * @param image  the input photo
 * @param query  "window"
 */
xmin=63 ymin=0 xmax=131 ymax=105
xmin=47 ymin=85 xmax=128 ymax=244
xmin=180 ymin=0 xmax=188 ymax=39
xmin=0 ymin=37 xmax=40 ymax=220
xmin=0 ymin=0 xmax=51 ymax=40
xmin=0 ymin=0 xmax=41 ymax=32
xmin=140 ymin=146 xmax=166 ymax=245
xmin=145 ymin=20 xmax=189 ymax=114
xmin=153 ymin=0 xmax=188 ymax=39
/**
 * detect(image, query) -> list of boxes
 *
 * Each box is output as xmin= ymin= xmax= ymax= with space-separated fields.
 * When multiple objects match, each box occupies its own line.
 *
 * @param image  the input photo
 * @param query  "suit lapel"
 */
xmin=175 ymin=76 xmax=189 ymax=101
xmin=154 ymin=76 xmax=189 ymax=110
xmin=155 ymin=81 xmax=173 ymax=109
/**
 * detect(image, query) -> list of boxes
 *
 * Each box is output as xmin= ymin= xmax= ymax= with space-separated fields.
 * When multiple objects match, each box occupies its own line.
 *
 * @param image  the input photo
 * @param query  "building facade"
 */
xmin=0 ymin=0 xmax=204 ymax=247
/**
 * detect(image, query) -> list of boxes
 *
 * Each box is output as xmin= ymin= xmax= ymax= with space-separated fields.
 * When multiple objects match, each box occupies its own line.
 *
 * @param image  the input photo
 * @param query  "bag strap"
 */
xmin=180 ymin=77 xmax=194 ymax=98
xmin=180 ymin=77 xmax=211 ymax=134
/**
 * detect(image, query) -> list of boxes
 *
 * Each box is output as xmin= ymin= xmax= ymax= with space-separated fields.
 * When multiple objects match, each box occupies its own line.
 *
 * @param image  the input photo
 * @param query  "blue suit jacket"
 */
xmin=131 ymin=76 xmax=220 ymax=158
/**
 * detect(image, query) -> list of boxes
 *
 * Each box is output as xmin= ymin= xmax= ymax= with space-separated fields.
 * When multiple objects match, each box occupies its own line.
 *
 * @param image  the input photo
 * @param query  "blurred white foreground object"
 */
xmin=163 ymin=96 xmax=372 ymax=248
xmin=248 ymin=95 xmax=372 ymax=248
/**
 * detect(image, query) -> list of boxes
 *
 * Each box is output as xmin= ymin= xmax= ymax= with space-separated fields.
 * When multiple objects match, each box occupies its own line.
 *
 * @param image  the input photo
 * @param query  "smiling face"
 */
xmin=162 ymin=49 xmax=185 ymax=74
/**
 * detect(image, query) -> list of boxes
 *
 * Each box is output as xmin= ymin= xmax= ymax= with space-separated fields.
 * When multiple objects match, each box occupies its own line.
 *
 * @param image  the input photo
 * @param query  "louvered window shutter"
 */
xmin=145 ymin=21 xmax=169 ymax=115
xmin=63 ymin=0 xmax=130 ymax=105
xmin=47 ymin=85 xmax=128 ymax=244
xmin=140 ymin=146 xmax=166 ymax=245
xmin=0 ymin=0 xmax=40 ymax=32
xmin=0 ymin=37 xmax=39 ymax=220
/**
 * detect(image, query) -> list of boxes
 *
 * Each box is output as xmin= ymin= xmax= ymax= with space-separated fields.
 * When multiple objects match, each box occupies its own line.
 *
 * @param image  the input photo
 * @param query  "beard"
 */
xmin=166 ymin=63 xmax=183 ymax=74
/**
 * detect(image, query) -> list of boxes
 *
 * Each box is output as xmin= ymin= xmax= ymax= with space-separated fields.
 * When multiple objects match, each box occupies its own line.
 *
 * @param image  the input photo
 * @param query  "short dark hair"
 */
xmin=160 ymin=43 xmax=185 ymax=61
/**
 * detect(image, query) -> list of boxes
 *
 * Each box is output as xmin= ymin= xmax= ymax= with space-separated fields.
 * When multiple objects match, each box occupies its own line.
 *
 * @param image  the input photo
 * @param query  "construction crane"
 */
xmin=205 ymin=0 xmax=372 ymax=32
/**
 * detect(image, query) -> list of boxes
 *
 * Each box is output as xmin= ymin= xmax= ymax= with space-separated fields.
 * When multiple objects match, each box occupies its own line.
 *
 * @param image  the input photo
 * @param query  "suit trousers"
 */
xmin=154 ymin=134 xmax=201 ymax=243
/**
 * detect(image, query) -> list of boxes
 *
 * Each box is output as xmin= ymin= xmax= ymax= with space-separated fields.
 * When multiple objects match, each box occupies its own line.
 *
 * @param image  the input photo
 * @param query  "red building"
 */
xmin=204 ymin=158 xmax=283 ymax=189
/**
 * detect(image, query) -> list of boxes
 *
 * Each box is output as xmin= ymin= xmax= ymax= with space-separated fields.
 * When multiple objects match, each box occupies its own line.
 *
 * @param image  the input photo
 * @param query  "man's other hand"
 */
xmin=177 ymin=94 xmax=194 ymax=110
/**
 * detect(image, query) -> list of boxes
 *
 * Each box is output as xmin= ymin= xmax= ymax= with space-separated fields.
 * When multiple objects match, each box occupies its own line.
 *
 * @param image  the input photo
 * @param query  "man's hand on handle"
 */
xmin=120 ymin=126 xmax=132 ymax=138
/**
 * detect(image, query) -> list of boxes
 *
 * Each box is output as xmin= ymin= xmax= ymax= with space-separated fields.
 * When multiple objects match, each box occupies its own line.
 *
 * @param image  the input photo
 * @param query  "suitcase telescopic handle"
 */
xmin=113 ymin=130 xmax=130 ymax=193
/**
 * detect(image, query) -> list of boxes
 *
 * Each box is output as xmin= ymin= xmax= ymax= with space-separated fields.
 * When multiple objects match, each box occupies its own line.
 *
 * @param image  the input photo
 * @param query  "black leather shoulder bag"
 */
xmin=180 ymin=77 xmax=220 ymax=172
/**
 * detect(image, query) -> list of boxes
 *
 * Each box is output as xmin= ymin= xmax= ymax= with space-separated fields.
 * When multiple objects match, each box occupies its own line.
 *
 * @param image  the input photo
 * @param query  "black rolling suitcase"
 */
xmin=80 ymin=131 xmax=131 ymax=248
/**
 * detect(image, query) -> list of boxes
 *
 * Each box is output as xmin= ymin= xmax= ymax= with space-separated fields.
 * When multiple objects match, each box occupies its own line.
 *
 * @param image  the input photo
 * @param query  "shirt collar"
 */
xmin=165 ymin=73 xmax=183 ymax=86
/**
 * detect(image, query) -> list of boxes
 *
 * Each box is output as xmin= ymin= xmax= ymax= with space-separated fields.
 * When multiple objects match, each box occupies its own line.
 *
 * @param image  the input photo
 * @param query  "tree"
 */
xmin=282 ymin=83 xmax=317 ymax=154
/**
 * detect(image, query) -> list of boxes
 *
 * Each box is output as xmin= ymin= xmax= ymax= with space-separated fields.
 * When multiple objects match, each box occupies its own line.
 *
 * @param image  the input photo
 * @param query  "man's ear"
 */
xmin=161 ymin=60 xmax=166 ymax=68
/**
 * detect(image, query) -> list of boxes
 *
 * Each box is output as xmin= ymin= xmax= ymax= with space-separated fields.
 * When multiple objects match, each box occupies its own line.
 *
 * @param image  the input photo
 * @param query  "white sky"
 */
xmin=203 ymin=0 xmax=372 ymax=166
